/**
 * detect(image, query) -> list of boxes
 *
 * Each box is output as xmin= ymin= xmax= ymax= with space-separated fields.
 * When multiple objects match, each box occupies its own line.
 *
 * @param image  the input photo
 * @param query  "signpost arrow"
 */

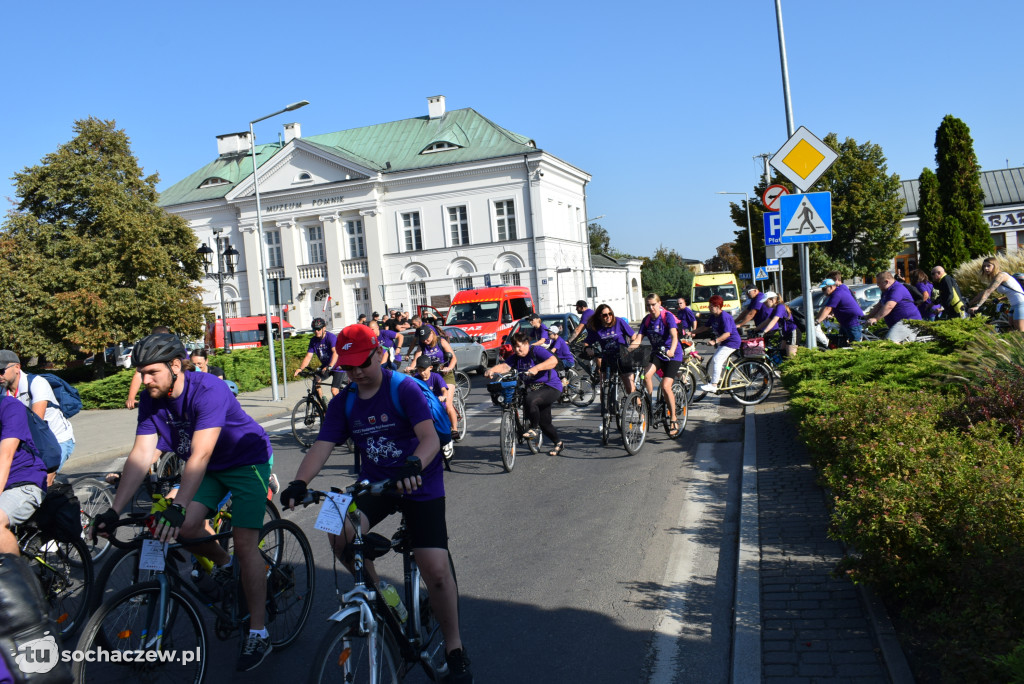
xmin=762 ymin=184 xmax=789 ymax=212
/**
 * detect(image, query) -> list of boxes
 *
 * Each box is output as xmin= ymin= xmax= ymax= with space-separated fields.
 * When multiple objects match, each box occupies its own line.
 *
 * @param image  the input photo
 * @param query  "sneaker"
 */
xmin=445 ymin=648 xmax=473 ymax=684
xmin=211 ymin=560 xmax=235 ymax=586
xmin=699 ymin=383 xmax=718 ymax=393
xmin=267 ymin=472 xmax=280 ymax=495
xmin=236 ymin=632 xmax=272 ymax=671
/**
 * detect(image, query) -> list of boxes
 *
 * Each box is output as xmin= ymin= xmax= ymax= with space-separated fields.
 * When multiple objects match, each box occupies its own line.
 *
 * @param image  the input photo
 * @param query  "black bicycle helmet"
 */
xmin=132 ymin=333 xmax=187 ymax=368
xmin=311 ymin=317 xmax=326 ymax=330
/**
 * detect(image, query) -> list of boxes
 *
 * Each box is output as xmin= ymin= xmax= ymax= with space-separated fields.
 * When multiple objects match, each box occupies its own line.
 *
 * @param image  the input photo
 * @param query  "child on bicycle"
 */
xmin=280 ymin=325 xmax=473 ymax=684
xmin=413 ymin=356 xmax=460 ymax=440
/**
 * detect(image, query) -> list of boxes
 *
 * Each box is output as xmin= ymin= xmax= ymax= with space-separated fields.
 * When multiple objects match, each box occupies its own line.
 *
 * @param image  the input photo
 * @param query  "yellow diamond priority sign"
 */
xmin=769 ymin=126 xmax=838 ymax=192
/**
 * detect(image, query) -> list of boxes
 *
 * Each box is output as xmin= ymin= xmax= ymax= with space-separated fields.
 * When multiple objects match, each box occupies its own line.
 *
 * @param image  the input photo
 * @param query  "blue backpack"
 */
xmin=24 ymin=408 xmax=62 ymax=473
xmin=28 ymin=373 xmax=82 ymax=419
xmin=344 ymin=371 xmax=452 ymax=447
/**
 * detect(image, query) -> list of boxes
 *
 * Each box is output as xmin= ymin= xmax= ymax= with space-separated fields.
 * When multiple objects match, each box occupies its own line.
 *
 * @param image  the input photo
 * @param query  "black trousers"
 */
xmin=524 ymin=385 xmax=561 ymax=444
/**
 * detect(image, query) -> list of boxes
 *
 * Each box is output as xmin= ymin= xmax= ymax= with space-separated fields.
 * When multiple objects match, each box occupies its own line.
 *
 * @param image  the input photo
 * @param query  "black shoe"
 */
xmin=445 ymin=648 xmax=473 ymax=684
xmin=451 ymin=429 xmax=462 ymax=443
xmin=237 ymin=632 xmax=272 ymax=671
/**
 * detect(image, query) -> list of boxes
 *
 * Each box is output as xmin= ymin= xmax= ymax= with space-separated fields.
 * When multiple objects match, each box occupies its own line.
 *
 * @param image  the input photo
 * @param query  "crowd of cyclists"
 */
xmin=2 ymin=253 xmax=1019 ymax=682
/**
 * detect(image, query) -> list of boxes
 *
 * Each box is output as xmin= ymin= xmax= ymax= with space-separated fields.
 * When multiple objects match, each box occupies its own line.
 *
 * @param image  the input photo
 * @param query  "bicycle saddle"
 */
xmin=363 ymin=532 xmax=393 ymax=560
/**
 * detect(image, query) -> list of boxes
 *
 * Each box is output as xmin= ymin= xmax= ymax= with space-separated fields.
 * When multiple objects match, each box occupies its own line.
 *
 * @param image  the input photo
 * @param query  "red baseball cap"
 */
xmin=334 ymin=324 xmax=379 ymax=365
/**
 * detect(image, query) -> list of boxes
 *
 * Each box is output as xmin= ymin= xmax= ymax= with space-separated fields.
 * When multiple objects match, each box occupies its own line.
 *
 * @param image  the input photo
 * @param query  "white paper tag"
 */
xmin=139 ymin=539 xmax=167 ymax=571
xmin=314 ymin=492 xmax=353 ymax=535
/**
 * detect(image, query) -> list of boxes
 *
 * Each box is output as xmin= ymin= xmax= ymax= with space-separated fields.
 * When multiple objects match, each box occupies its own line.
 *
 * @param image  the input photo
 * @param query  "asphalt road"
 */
xmin=68 ymin=373 xmax=747 ymax=683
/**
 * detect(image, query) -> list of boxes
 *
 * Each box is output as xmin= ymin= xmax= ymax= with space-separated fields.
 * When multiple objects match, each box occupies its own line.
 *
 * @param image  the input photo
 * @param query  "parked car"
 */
xmin=849 ymin=284 xmax=882 ymax=312
xmin=117 ymin=346 xmax=134 ymax=369
xmin=442 ymin=326 xmax=488 ymax=373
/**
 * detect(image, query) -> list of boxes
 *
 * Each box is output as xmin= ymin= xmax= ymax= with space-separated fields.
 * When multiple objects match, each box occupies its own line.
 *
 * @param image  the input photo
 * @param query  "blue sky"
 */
xmin=2 ymin=1 xmax=1021 ymax=265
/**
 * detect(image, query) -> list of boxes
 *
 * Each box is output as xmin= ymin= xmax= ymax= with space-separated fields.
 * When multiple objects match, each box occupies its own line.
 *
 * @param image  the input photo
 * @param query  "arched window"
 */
xmin=294 ymin=172 xmax=312 ymax=183
xmin=198 ymin=177 xmax=229 ymax=189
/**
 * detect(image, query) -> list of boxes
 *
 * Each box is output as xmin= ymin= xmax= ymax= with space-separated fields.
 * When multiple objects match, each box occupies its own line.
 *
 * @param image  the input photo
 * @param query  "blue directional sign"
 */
xmin=754 ymin=267 xmax=769 ymax=281
xmin=739 ymin=272 xmax=752 ymax=280
xmin=779 ymin=192 xmax=832 ymax=243
xmin=766 ymin=258 xmax=780 ymax=273
xmin=763 ymin=212 xmax=781 ymax=246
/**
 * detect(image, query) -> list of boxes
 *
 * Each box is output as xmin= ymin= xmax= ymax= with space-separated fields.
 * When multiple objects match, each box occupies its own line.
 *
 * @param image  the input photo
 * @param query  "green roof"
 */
xmin=159 ymin=108 xmax=538 ymax=208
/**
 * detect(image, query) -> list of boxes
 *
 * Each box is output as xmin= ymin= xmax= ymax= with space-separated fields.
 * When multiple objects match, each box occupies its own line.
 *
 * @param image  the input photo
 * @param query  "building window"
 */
xmin=448 ymin=206 xmax=469 ymax=246
xmin=455 ymin=276 xmax=473 ymax=291
xmin=408 ymin=282 xmax=427 ymax=308
xmin=264 ymin=230 xmax=282 ymax=269
xmin=225 ymin=300 xmax=239 ymax=316
xmin=993 ymin=232 xmax=1007 ymax=251
xmin=421 ymin=141 xmax=460 ymax=154
xmin=198 ymin=177 xmax=229 ymax=189
xmin=353 ymin=287 xmax=369 ymax=302
xmin=496 ymin=200 xmax=517 ymax=241
xmin=501 ymin=272 xmax=521 ymax=286
xmin=307 ymin=225 xmax=325 ymax=263
xmin=346 ymin=220 xmax=365 ymax=258
xmin=402 ymin=212 xmax=423 ymax=251
xmin=216 ymin=237 xmax=232 ymax=272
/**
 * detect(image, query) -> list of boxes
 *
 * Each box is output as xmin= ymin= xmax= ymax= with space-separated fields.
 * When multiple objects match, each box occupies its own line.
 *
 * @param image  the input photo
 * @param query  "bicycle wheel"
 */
xmin=568 ymin=370 xmax=596 ymax=407
xmin=499 ymin=411 xmax=516 ymax=473
xmin=71 ymin=476 xmax=114 ymax=561
xmin=620 ymin=391 xmax=648 ymax=456
xmin=454 ymin=395 xmax=467 ymax=441
xmin=157 ymin=451 xmax=184 ymax=480
xmin=259 ymin=518 xmax=315 ymax=649
xmin=728 ymin=359 xmax=775 ymax=406
xmin=664 ymin=381 xmax=687 ymax=439
xmin=93 ymin=544 xmax=186 ymax=611
xmin=453 ymin=370 xmax=471 ymax=401
xmin=291 ymin=397 xmax=324 ymax=448
xmin=687 ymin=365 xmax=707 ymax=404
xmin=24 ymin=532 xmax=93 ymax=638
xmin=74 ymin=581 xmax=207 ymax=684
xmin=307 ymin=612 xmax=400 ymax=684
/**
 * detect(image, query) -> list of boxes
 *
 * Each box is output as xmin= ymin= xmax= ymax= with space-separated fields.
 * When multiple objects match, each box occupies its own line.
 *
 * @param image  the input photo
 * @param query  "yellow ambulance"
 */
xmin=690 ymin=272 xmax=742 ymax=317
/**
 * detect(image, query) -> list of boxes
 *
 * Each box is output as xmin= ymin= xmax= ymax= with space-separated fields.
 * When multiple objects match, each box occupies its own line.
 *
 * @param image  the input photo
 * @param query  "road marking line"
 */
xmin=261 ymin=418 xmax=289 ymax=429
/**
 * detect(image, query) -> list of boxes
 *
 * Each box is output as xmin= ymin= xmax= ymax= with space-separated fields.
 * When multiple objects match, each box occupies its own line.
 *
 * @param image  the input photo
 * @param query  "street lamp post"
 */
xmin=197 ymin=230 xmax=239 ymax=352
xmin=580 ymin=214 xmax=605 ymax=305
xmin=718 ymin=192 xmax=757 ymax=290
xmin=249 ymin=100 xmax=309 ymax=402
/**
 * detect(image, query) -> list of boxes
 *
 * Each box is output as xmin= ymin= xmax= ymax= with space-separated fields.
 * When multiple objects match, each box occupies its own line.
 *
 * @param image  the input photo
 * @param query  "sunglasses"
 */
xmin=339 ymin=349 xmax=377 ymax=372
xmin=600 ymin=313 xmax=614 ymax=318
xmin=0 ymin=365 xmax=13 ymax=373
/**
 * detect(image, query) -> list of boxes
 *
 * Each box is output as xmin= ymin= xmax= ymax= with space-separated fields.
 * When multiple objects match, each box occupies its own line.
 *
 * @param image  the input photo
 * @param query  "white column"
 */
xmin=239 ymin=221 xmax=265 ymax=316
xmin=361 ymin=209 xmax=386 ymax=313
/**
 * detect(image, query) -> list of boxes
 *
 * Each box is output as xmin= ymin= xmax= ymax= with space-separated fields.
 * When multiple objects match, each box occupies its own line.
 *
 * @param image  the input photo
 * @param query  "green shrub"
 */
xmin=77 ymin=369 xmax=138 ymax=410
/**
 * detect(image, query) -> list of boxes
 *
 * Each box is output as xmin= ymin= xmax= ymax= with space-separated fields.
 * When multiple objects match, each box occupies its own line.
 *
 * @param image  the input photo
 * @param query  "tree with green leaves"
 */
xmin=1 ymin=117 xmax=207 ymax=368
xmin=915 ymin=167 xmax=967 ymax=271
xmin=934 ymin=115 xmax=993 ymax=259
xmin=728 ymin=132 xmax=904 ymax=296
xmin=641 ymin=246 xmax=693 ymax=299
xmin=588 ymin=223 xmax=610 ymax=253
xmin=705 ymin=242 xmax=743 ymax=274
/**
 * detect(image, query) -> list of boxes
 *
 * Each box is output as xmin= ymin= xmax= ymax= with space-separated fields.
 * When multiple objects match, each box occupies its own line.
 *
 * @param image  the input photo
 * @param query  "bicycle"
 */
xmin=619 ymin=347 xmax=689 ymax=455
xmin=303 ymin=478 xmax=454 ymax=684
xmin=292 ymin=368 xmax=332 ymax=447
xmin=487 ymin=370 xmax=542 ymax=472
xmin=74 ymin=513 xmax=314 ymax=683
xmin=558 ymin=364 xmax=596 ymax=406
xmin=452 ymin=369 xmax=471 ymax=402
xmin=597 ymin=357 xmax=629 ymax=446
xmin=682 ymin=339 xmax=775 ymax=406
xmin=70 ymin=475 xmax=116 ymax=561
xmin=441 ymin=392 xmax=467 ymax=471
xmin=14 ymin=514 xmax=94 ymax=639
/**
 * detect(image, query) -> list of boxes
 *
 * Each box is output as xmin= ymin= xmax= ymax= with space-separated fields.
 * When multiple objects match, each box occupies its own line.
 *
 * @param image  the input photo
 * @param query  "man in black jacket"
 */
xmin=930 ymin=266 xmax=966 ymax=319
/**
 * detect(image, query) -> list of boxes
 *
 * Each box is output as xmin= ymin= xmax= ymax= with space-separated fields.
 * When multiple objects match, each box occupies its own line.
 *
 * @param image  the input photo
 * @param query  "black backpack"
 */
xmin=0 ymin=554 xmax=74 ymax=684
xmin=28 ymin=483 xmax=82 ymax=544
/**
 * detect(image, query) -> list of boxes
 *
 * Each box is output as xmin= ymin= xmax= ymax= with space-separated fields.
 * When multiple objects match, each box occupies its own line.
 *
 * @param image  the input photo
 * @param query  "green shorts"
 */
xmin=194 ymin=463 xmax=271 ymax=529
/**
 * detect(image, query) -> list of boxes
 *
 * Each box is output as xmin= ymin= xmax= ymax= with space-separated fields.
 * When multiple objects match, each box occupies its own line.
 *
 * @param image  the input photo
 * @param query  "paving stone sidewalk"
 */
xmin=752 ymin=393 xmax=912 ymax=683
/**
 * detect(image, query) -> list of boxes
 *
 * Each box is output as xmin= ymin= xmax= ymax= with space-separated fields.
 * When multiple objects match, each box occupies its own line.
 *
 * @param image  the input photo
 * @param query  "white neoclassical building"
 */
xmin=159 ymin=96 xmax=641 ymax=330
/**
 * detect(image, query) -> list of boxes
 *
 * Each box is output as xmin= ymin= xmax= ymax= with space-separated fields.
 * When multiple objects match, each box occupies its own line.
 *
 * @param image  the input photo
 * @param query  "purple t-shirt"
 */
xmin=579 ymin=309 xmax=595 ymax=327
xmin=711 ymin=312 xmax=742 ymax=349
xmin=640 ymin=310 xmax=683 ymax=361
xmin=418 ymin=340 xmax=446 ymax=366
xmin=137 ymin=372 xmax=272 ymax=471
xmin=423 ymin=372 xmax=448 ymax=398
xmin=529 ymin=324 xmax=550 ymax=344
xmin=318 ymin=370 xmax=443 ymax=500
xmin=380 ymin=329 xmax=402 ymax=362
xmin=826 ymin=284 xmax=864 ymax=328
xmin=880 ymin=282 xmax=923 ymax=327
xmin=675 ymin=307 xmax=697 ymax=331
xmin=916 ymin=281 xmax=934 ymax=319
xmin=746 ymin=293 xmax=769 ymax=325
xmin=0 ymin=395 xmax=45 ymax=490
xmin=584 ymin=317 xmax=636 ymax=358
xmin=307 ymin=331 xmax=341 ymax=372
xmin=546 ymin=336 xmax=574 ymax=364
xmin=761 ymin=303 xmax=796 ymax=334
xmin=508 ymin=345 xmax=562 ymax=393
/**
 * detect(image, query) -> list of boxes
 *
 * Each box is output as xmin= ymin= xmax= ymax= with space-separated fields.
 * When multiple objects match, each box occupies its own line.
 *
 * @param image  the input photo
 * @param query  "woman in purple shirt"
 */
xmin=485 ymin=331 xmax=563 ymax=456
xmin=754 ymin=292 xmax=799 ymax=347
xmin=694 ymin=295 xmax=741 ymax=393
xmin=583 ymin=303 xmax=641 ymax=394
xmin=639 ymin=294 xmax=683 ymax=437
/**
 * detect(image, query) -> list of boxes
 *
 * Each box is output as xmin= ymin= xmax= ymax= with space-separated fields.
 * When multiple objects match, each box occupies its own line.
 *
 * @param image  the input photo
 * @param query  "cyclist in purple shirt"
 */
xmin=584 ymin=303 xmax=641 ymax=394
xmin=281 ymin=324 xmax=472 ymax=683
xmin=694 ymin=295 xmax=741 ymax=393
xmin=294 ymin=317 xmax=344 ymax=397
xmin=866 ymin=271 xmax=923 ymax=343
xmin=94 ymin=334 xmax=275 ymax=671
xmin=735 ymin=286 xmax=769 ymax=328
xmin=526 ymin=313 xmax=550 ymax=346
xmin=545 ymin=326 xmax=575 ymax=370
xmin=674 ymin=296 xmax=698 ymax=333
xmin=0 ymin=393 xmax=45 ymax=556
xmin=413 ymin=355 xmax=459 ymax=439
xmin=815 ymin=278 xmax=865 ymax=343
xmin=639 ymin=294 xmax=683 ymax=437
xmin=485 ymin=331 xmax=563 ymax=456
xmin=570 ymin=300 xmax=595 ymax=342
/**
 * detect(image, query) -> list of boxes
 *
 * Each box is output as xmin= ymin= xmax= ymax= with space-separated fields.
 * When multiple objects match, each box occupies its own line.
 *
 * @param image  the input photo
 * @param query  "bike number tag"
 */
xmin=315 ymin=492 xmax=353 ymax=535
xmin=139 ymin=539 xmax=168 ymax=571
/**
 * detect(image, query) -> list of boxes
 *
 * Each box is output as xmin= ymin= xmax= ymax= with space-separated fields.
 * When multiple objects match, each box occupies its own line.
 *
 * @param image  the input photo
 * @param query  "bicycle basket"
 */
xmin=618 ymin=344 xmax=651 ymax=368
xmin=741 ymin=337 xmax=766 ymax=357
xmin=487 ymin=379 xmax=517 ymax=406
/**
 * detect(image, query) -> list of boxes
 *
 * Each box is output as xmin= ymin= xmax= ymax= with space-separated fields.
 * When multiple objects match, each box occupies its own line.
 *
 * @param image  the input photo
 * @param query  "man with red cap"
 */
xmin=280 ymin=325 xmax=473 ymax=683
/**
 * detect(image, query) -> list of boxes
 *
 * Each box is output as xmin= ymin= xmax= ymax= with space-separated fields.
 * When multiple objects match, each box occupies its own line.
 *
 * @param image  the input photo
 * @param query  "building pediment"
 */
xmin=226 ymin=141 xmax=375 ymax=200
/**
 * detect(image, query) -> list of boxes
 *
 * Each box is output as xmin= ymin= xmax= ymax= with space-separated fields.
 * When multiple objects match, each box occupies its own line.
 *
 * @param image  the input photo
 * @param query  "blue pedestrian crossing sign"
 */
xmin=779 ymin=192 xmax=832 ymax=243
xmin=754 ymin=267 xmax=769 ymax=281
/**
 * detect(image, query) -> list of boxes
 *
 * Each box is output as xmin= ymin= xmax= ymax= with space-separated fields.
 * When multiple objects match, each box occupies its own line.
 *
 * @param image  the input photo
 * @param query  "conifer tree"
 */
xmin=934 ymin=115 xmax=994 ymax=260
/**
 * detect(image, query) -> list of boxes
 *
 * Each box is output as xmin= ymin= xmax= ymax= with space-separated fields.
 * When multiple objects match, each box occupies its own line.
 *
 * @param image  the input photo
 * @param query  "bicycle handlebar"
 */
xmin=94 ymin=513 xmax=230 ymax=551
